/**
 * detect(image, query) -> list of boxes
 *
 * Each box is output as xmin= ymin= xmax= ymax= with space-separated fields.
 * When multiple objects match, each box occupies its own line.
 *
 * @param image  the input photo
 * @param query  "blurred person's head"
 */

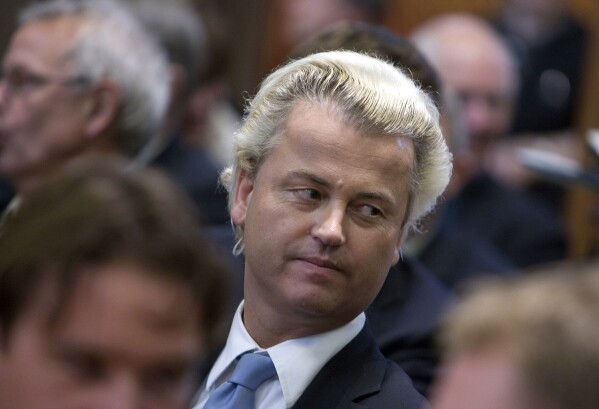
xmin=123 ymin=0 xmax=206 ymax=136
xmin=0 ymin=0 xmax=169 ymax=195
xmin=0 ymin=158 xmax=229 ymax=409
xmin=220 ymin=50 xmax=452 ymax=255
xmin=433 ymin=269 xmax=599 ymax=409
xmin=280 ymin=0 xmax=385 ymax=49
xmin=411 ymin=14 xmax=518 ymax=160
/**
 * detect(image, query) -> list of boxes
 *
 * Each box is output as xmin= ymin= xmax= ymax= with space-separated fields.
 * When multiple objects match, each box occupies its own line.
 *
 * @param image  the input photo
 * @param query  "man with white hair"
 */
xmin=193 ymin=50 xmax=452 ymax=408
xmin=0 ymin=0 xmax=169 ymax=203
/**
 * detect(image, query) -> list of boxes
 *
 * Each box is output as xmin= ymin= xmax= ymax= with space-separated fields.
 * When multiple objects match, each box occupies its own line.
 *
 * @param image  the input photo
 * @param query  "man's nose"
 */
xmin=465 ymin=99 xmax=494 ymax=136
xmin=311 ymin=204 xmax=346 ymax=247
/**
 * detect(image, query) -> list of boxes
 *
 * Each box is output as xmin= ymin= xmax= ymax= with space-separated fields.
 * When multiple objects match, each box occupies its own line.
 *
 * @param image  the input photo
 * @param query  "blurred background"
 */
xmin=1 ymin=0 xmax=598 ymax=258
xmin=3 ymin=0 xmax=595 ymax=113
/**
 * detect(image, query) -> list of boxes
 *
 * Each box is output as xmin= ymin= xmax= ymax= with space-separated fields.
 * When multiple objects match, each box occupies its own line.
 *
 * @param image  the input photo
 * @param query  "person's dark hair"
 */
xmin=291 ymin=21 xmax=442 ymax=108
xmin=0 ymin=158 xmax=229 ymax=347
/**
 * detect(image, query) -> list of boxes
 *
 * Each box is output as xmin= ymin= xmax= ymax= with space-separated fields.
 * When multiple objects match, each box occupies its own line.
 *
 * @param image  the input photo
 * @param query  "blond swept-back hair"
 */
xmin=441 ymin=268 xmax=599 ymax=409
xmin=220 ymin=50 xmax=452 ymax=254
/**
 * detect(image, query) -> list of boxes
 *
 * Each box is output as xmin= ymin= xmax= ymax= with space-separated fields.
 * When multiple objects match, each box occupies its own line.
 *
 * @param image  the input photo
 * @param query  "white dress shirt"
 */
xmin=193 ymin=301 xmax=365 ymax=409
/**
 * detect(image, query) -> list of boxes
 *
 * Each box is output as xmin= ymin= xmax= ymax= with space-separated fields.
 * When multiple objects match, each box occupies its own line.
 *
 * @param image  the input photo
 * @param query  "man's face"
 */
xmin=432 ymin=348 xmax=525 ymax=409
xmin=0 ymin=17 xmax=92 ymax=189
xmin=0 ymin=261 xmax=205 ymax=409
xmin=438 ymin=46 xmax=515 ymax=156
xmin=232 ymin=100 xmax=413 ymax=334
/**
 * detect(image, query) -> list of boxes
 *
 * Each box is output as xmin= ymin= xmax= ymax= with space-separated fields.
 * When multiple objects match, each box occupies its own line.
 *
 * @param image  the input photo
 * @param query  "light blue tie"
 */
xmin=204 ymin=352 xmax=277 ymax=409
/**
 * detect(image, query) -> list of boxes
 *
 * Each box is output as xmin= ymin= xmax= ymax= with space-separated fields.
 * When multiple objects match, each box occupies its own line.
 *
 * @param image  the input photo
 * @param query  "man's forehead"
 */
xmin=264 ymin=101 xmax=415 ymax=202
xmin=15 ymin=263 xmax=199 ymax=333
xmin=6 ymin=16 xmax=84 ymax=71
xmin=21 ymin=14 xmax=87 ymax=38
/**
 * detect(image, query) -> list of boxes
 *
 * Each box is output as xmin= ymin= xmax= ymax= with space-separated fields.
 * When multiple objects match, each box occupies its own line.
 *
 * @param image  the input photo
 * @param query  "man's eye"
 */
xmin=295 ymin=188 xmax=321 ymax=201
xmin=2 ymin=69 xmax=43 ymax=91
xmin=60 ymin=353 xmax=107 ymax=381
xmin=355 ymin=204 xmax=382 ymax=218
xmin=7 ymin=71 xmax=29 ymax=87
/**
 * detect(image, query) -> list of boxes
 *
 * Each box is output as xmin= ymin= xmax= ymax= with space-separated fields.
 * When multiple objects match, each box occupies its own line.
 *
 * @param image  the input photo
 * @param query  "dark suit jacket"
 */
xmin=152 ymin=137 xmax=229 ymax=225
xmin=292 ymin=324 xmax=427 ymax=409
xmin=445 ymin=173 xmax=567 ymax=268
xmin=417 ymin=216 xmax=517 ymax=290
xmin=367 ymin=258 xmax=453 ymax=397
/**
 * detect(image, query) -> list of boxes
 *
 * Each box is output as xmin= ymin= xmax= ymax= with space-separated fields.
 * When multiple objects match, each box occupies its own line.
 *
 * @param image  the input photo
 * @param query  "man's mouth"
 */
xmin=297 ymin=256 xmax=344 ymax=274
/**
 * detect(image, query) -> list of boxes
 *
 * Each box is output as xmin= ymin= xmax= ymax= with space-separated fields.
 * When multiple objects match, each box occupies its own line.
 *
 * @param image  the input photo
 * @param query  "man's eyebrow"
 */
xmin=286 ymin=170 xmax=329 ymax=187
xmin=287 ymin=170 xmax=396 ymax=206
xmin=51 ymin=340 xmax=201 ymax=365
xmin=355 ymin=191 xmax=395 ymax=205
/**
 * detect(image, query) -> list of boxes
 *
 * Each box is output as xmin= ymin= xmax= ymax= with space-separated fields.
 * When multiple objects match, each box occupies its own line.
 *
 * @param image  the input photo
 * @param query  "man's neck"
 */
xmin=241 ymin=298 xmax=353 ymax=348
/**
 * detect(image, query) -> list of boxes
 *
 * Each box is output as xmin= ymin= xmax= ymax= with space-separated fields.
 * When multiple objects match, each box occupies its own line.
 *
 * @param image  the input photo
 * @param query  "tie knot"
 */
xmin=229 ymin=352 xmax=277 ymax=391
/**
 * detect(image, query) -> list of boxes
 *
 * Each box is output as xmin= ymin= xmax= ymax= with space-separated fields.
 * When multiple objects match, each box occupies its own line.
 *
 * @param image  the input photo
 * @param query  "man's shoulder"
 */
xmin=292 ymin=325 xmax=426 ymax=409
xmin=376 ymin=359 xmax=428 ymax=407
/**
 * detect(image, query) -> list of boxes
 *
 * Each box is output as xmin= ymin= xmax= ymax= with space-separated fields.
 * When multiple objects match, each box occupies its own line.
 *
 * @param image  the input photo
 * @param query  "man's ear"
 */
xmin=83 ymin=79 xmax=121 ymax=139
xmin=230 ymin=169 xmax=254 ymax=228
xmin=391 ymin=230 xmax=405 ymax=266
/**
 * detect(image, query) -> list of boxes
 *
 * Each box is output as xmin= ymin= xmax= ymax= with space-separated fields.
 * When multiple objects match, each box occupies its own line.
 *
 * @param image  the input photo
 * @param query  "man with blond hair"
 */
xmin=193 ymin=49 xmax=452 ymax=408
xmin=433 ymin=266 xmax=599 ymax=409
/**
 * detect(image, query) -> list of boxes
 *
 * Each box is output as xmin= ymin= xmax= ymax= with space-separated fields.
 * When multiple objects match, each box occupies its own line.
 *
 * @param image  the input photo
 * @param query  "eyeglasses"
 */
xmin=457 ymin=90 xmax=512 ymax=111
xmin=0 ymin=67 xmax=90 ymax=100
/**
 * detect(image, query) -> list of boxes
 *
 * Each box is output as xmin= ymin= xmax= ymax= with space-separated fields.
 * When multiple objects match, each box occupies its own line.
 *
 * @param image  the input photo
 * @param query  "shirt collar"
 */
xmin=204 ymin=301 xmax=365 ymax=407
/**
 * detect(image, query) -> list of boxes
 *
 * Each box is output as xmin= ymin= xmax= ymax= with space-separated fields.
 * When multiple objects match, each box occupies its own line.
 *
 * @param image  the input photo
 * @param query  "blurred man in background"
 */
xmin=0 ymin=159 xmax=229 ymax=409
xmin=0 ymin=0 xmax=168 ymax=212
xmin=433 ymin=267 xmax=599 ymax=409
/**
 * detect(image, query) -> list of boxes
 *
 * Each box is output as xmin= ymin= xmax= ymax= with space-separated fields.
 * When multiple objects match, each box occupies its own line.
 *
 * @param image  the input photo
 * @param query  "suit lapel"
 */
xmin=291 ymin=325 xmax=388 ymax=409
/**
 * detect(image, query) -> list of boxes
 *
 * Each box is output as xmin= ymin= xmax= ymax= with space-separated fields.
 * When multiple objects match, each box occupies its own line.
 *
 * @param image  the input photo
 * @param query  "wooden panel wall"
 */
xmin=385 ymin=0 xmax=596 ymax=34
xmin=566 ymin=0 xmax=599 ymax=257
